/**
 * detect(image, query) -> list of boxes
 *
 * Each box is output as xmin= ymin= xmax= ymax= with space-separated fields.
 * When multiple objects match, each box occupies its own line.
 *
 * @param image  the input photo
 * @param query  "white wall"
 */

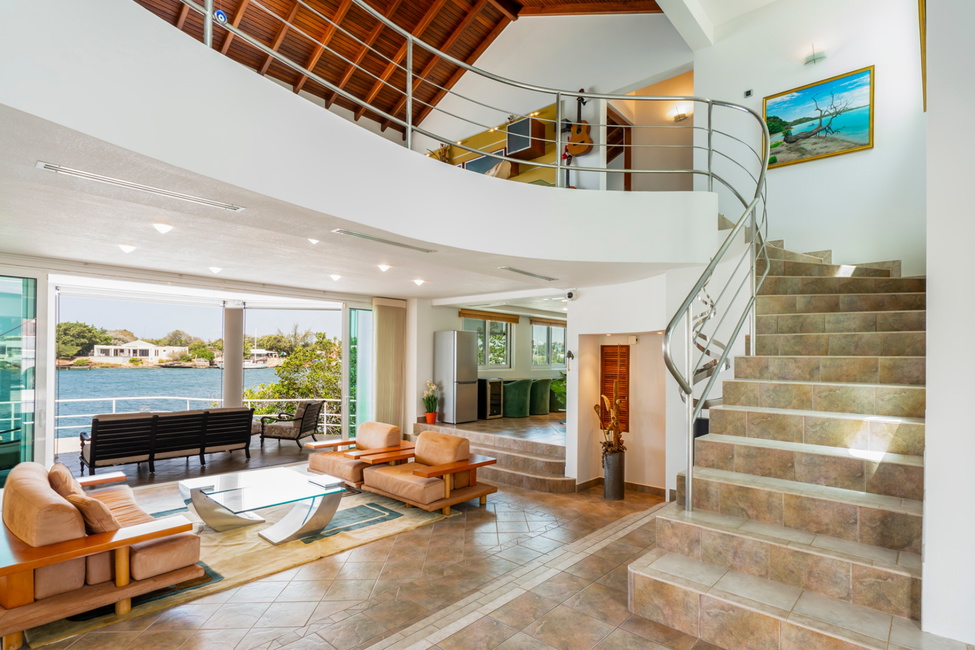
xmin=568 ymin=273 xmax=673 ymax=485
xmin=923 ymin=0 xmax=975 ymax=643
xmin=694 ymin=0 xmax=926 ymax=275
xmin=413 ymin=13 xmax=694 ymax=153
xmin=615 ymin=70 xmax=695 ymax=192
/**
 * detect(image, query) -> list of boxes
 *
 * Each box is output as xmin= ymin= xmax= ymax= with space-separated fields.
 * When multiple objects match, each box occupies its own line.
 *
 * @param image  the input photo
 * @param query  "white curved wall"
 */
xmin=0 ymin=0 xmax=717 ymax=266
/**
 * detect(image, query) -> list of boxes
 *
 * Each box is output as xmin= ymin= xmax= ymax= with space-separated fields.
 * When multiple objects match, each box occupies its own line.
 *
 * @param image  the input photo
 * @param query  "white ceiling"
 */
xmin=0 ymin=105 xmax=675 ymax=316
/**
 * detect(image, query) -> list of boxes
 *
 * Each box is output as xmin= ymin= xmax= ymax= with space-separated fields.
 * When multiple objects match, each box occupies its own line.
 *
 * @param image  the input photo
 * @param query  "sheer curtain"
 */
xmin=372 ymin=298 xmax=406 ymax=428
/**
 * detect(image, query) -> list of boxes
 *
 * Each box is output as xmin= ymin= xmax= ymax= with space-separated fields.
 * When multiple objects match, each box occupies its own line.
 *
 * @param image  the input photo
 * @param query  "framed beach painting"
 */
xmin=764 ymin=66 xmax=874 ymax=169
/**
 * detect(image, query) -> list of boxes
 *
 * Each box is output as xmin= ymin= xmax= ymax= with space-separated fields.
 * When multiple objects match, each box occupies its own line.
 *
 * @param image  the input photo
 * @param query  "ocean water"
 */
xmin=770 ymin=105 xmax=870 ymax=145
xmin=56 ymin=367 xmax=279 ymax=437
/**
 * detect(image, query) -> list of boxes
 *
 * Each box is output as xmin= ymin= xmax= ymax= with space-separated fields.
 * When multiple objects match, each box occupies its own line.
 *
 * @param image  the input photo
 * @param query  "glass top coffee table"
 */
xmin=178 ymin=467 xmax=345 ymax=545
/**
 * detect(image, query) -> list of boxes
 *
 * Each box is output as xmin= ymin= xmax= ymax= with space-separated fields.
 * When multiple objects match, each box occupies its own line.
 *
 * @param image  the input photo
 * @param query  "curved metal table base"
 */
xmin=259 ymin=490 xmax=343 ymax=545
xmin=189 ymin=488 xmax=266 ymax=531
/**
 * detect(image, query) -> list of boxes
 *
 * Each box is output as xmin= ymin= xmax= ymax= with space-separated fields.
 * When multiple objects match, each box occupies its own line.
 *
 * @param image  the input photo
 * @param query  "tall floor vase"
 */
xmin=603 ymin=451 xmax=624 ymax=500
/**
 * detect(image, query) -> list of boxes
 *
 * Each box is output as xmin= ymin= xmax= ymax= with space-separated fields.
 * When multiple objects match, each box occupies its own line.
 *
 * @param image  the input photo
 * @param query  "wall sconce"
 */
xmin=566 ymin=350 xmax=575 ymax=371
xmin=672 ymin=104 xmax=689 ymax=122
xmin=805 ymin=43 xmax=827 ymax=65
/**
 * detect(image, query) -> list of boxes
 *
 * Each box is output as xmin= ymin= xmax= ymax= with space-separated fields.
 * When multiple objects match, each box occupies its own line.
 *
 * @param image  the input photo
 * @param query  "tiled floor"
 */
xmin=33 ymin=483 xmax=723 ymax=650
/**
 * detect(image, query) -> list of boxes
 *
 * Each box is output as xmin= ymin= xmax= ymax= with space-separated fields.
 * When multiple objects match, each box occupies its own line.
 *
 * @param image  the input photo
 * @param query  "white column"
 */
xmin=222 ymin=305 xmax=244 ymax=408
xmin=923 ymin=0 xmax=975 ymax=643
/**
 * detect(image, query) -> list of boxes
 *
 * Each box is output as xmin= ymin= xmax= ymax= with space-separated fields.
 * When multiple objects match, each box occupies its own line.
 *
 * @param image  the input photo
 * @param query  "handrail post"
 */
xmin=707 ymin=101 xmax=714 ymax=192
xmin=204 ymin=0 xmax=213 ymax=48
xmin=749 ymin=206 xmax=758 ymax=356
xmin=555 ymin=92 xmax=563 ymax=188
xmin=684 ymin=305 xmax=694 ymax=512
xmin=405 ymin=39 xmax=413 ymax=150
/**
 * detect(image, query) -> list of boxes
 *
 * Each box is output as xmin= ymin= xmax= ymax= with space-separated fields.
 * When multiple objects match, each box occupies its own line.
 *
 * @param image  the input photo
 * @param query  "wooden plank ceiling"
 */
xmin=133 ymin=0 xmax=661 ymax=135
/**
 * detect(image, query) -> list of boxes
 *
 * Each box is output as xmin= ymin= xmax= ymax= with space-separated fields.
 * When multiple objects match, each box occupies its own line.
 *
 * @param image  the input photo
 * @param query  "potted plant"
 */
xmin=422 ymin=380 xmax=439 ymax=424
xmin=550 ymin=372 xmax=567 ymax=411
xmin=593 ymin=380 xmax=626 ymax=500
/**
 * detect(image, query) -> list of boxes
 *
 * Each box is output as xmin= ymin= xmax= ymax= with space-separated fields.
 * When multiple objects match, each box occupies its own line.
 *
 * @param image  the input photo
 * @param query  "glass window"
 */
xmin=531 ymin=324 xmax=566 ymax=367
xmin=463 ymin=318 xmax=510 ymax=368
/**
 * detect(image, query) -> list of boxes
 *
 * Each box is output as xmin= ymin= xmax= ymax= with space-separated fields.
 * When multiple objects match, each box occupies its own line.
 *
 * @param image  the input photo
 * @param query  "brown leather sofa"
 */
xmin=0 ymin=462 xmax=202 ymax=649
xmin=361 ymin=431 xmax=497 ymax=515
xmin=306 ymin=421 xmax=405 ymax=488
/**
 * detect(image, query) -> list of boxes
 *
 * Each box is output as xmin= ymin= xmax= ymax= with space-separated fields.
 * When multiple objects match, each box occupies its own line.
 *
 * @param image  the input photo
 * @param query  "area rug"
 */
xmin=26 ymin=478 xmax=448 ymax=647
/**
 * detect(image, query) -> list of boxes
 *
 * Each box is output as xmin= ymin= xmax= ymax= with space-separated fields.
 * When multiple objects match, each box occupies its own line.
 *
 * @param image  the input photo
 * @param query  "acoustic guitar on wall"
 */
xmin=566 ymin=90 xmax=593 ymax=157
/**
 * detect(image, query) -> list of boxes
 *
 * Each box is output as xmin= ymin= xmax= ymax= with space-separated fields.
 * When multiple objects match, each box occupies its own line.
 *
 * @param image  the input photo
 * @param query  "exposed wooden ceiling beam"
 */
xmin=413 ymin=16 xmax=510 ymax=127
xmin=518 ymin=1 xmax=661 ymax=16
xmin=487 ymin=0 xmax=521 ymax=21
xmin=219 ymin=0 xmax=251 ymax=55
xmin=175 ymin=4 xmax=190 ymax=30
xmin=325 ymin=0 xmax=406 ymax=109
xmin=354 ymin=0 xmax=450 ymax=121
xmin=381 ymin=0 xmax=489 ymax=130
xmin=258 ymin=0 xmax=301 ymax=76
xmin=293 ymin=0 xmax=354 ymax=94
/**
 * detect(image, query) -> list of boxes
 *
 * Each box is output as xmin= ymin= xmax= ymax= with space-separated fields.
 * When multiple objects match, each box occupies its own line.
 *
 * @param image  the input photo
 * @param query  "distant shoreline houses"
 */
xmin=90 ymin=340 xmax=189 ymax=365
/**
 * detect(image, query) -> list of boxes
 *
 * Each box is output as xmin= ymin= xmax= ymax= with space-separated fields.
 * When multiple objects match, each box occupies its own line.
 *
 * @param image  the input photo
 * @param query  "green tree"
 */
xmin=188 ymin=341 xmax=215 ymax=362
xmin=280 ymin=324 xmax=313 ymax=356
xmin=244 ymin=333 xmax=341 ymax=415
xmin=159 ymin=329 xmax=193 ymax=347
xmin=56 ymin=322 xmax=111 ymax=359
xmin=256 ymin=334 xmax=289 ymax=355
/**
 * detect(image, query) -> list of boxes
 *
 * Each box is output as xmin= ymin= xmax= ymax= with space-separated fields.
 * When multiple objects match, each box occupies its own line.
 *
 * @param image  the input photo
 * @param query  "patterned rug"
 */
xmin=26 ymin=478 xmax=447 ymax=647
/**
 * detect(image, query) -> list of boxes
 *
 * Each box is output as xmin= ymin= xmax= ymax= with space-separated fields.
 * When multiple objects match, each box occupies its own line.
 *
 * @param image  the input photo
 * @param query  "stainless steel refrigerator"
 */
xmin=434 ymin=330 xmax=478 ymax=424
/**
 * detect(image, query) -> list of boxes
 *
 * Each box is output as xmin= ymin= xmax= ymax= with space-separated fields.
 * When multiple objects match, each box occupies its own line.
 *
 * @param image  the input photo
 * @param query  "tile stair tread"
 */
xmin=656 ymin=503 xmax=920 ymax=575
xmin=756 ymin=330 xmax=925 ymax=336
xmin=478 ymin=464 xmax=575 ymax=482
xmin=467 ymin=441 xmax=567 ymax=463
xmin=686 ymin=467 xmax=922 ymax=515
xmin=726 ymin=377 xmax=925 ymax=390
xmin=711 ymin=404 xmax=925 ymax=425
xmin=765 ymin=246 xmax=824 ymax=264
xmin=698 ymin=432 xmax=923 ymax=466
xmin=762 ymin=260 xmax=892 ymax=277
xmin=632 ymin=550 xmax=930 ymax=650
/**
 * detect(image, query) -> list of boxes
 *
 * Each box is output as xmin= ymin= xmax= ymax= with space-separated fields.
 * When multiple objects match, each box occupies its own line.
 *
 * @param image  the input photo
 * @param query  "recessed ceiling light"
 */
xmin=330 ymin=274 xmax=341 ymax=281
xmin=378 ymin=264 xmax=391 ymax=272
xmin=36 ymin=162 xmax=245 ymax=211
xmin=152 ymin=223 xmax=173 ymax=234
xmin=209 ymin=267 xmax=222 ymax=274
xmin=414 ymin=279 xmax=425 ymax=286
xmin=331 ymin=229 xmax=436 ymax=254
xmin=308 ymin=238 xmax=319 ymax=245
xmin=562 ymin=308 xmax=568 ymax=312
xmin=118 ymin=244 xmax=135 ymax=253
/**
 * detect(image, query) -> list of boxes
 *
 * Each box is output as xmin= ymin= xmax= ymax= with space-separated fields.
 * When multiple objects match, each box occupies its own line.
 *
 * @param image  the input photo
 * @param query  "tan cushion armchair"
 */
xmin=306 ymin=422 xmax=405 ymax=488
xmin=361 ymin=431 xmax=497 ymax=515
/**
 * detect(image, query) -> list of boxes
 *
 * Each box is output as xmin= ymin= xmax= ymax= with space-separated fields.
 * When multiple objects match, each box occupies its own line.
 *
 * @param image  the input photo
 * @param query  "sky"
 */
xmin=60 ymin=297 xmax=342 ymax=342
xmin=765 ymin=69 xmax=871 ymax=122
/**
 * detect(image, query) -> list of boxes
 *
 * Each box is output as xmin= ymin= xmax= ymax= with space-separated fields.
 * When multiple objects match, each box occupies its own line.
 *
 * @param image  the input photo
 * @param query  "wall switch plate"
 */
xmin=744 ymin=89 xmax=753 ymax=98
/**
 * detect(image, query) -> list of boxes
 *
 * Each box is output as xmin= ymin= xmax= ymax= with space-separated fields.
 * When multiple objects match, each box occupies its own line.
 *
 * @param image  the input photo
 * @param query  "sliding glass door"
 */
xmin=0 ymin=276 xmax=36 ymax=484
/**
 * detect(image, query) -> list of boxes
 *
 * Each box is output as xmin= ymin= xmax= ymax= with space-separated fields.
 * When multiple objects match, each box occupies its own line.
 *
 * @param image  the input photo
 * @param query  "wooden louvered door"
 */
xmin=599 ymin=344 xmax=629 ymax=432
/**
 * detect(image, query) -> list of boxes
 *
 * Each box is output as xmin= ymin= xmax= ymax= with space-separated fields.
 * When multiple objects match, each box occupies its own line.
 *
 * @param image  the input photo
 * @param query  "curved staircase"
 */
xmin=630 ymin=244 xmax=936 ymax=649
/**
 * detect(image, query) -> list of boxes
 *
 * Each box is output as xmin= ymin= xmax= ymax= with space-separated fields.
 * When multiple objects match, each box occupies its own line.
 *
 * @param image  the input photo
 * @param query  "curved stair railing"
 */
xmin=169 ymin=0 xmax=770 ymax=510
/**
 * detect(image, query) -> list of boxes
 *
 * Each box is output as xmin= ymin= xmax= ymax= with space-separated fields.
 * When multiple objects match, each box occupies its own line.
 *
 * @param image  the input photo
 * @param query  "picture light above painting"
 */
xmin=763 ymin=66 xmax=875 ymax=169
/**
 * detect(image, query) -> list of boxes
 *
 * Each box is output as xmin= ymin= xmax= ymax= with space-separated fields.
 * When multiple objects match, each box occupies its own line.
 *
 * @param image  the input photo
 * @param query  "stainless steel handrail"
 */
xmin=168 ymin=0 xmax=770 ymax=510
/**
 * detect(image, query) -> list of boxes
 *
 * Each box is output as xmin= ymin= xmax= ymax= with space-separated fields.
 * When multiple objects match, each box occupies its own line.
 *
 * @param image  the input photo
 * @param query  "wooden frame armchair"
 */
xmin=305 ymin=422 xmax=409 ymax=488
xmin=0 ymin=463 xmax=202 ymax=650
xmin=260 ymin=400 xmax=324 ymax=448
xmin=361 ymin=431 xmax=497 ymax=515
